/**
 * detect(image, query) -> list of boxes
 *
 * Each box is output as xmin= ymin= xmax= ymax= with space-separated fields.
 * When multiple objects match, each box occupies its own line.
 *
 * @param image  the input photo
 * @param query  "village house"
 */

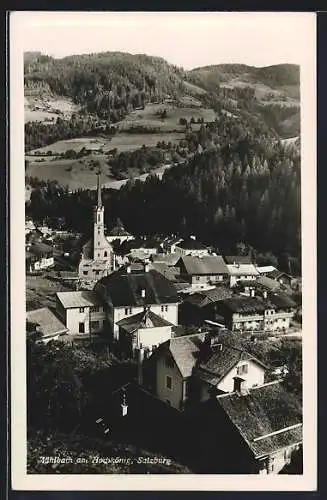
xmin=174 ymin=237 xmax=210 ymax=257
xmin=116 ymin=306 xmax=174 ymax=358
xmin=56 ymin=291 xmax=106 ymax=336
xmin=128 ymin=239 xmax=159 ymax=260
xmin=160 ymin=236 xmax=183 ymax=254
xmin=177 ymin=255 xmax=229 ymax=289
xmin=25 ymin=242 xmax=54 ymax=271
xmin=256 ymin=265 xmax=278 ymax=276
xmin=179 ymin=286 xmax=233 ymax=326
xmin=25 ymin=218 xmax=36 ymax=235
xmin=94 ymin=262 xmax=179 ymax=340
xmin=198 ymin=380 xmax=302 ymax=474
xmin=265 ymin=269 xmax=296 ymax=288
xmin=26 ymin=307 xmax=68 ymax=343
xmin=225 ymin=258 xmax=259 ymax=288
xmin=143 ymin=333 xmax=267 ymax=411
xmin=215 ymin=293 xmax=296 ymax=333
xmin=106 ymin=219 xmax=134 ymax=244
xmin=78 ymin=173 xmax=115 ymax=283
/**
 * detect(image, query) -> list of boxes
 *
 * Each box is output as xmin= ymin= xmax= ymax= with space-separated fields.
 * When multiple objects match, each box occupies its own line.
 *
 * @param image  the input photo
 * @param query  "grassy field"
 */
xmin=26 ymin=155 xmax=112 ymax=190
xmin=25 ymin=96 xmax=79 ymax=124
xmin=28 ymin=137 xmax=112 ymax=156
xmin=118 ymin=104 xmax=216 ymax=133
xmin=26 ymin=274 xmax=72 ymax=311
xmin=105 ymin=132 xmax=185 ymax=152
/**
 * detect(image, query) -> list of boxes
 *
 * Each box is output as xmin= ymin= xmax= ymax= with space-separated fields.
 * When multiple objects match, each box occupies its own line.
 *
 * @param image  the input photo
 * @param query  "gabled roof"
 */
xmin=151 ymin=262 xmax=180 ymax=282
xmin=220 ymin=296 xmax=267 ymax=314
xmin=155 ymin=333 xmax=206 ymax=378
xmin=256 ymin=266 xmax=278 ymax=274
xmin=267 ymin=269 xmax=293 ymax=281
xmin=56 ymin=291 xmax=102 ymax=309
xmin=94 ymin=266 xmax=179 ymax=307
xmin=217 ymin=381 xmax=302 ymax=458
xmin=176 ymin=238 xmax=207 ymax=250
xmin=178 ymin=255 xmax=229 ymax=276
xmin=266 ymin=292 xmax=296 ymax=309
xmin=116 ymin=308 xmax=173 ymax=333
xmin=195 ymin=345 xmax=267 ymax=386
xmin=184 ymin=286 xmax=233 ymax=308
xmin=224 ymin=255 xmax=253 ymax=265
xmin=151 ymin=254 xmax=180 ymax=266
xmin=26 ymin=307 xmax=68 ymax=338
xmin=257 ymin=276 xmax=281 ymax=292
xmin=227 ymin=263 xmax=259 ymax=276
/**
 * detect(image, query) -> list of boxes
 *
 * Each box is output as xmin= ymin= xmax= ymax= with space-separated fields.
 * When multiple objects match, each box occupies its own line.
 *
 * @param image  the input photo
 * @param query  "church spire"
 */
xmin=97 ymin=171 xmax=102 ymax=208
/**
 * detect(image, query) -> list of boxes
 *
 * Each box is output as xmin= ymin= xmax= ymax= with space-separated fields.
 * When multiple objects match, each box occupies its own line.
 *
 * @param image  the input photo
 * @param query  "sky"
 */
xmin=11 ymin=11 xmax=315 ymax=69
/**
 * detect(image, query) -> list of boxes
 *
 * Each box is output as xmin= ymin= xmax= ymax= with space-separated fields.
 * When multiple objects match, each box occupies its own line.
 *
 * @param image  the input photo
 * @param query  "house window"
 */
xmin=196 ymin=276 xmax=200 ymax=281
xmin=98 ymin=253 xmax=100 ymax=258
xmin=125 ymin=308 xmax=132 ymax=315
xmin=166 ymin=375 xmax=172 ymax=390
xmin=79 ymin=322 xmax=85 ymax=333
xmin=79 ymin=307 xmax=85 ymax=313
xmin=104 ymin=251 xmax=107 ymax=257
xmin=161 ymin=305 xmax=168 ymax=313
xmin=83 ymin=271 xmax=88 ymax=276
xmin=270 ymin=457 xmax=275 ymax=472
xmin=90 ymin=320 xmax=100 ymax=330
xmin=95 ymin=270 xmax=100 ymax=275
xmin=91 ymin=306 xmax=99 ymax=313
xmin=237 ymin=364 xmax=248 ymax=375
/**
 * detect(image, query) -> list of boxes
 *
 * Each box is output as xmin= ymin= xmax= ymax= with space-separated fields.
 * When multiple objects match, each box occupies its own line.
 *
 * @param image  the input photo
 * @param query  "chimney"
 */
xmin=263 ymin=290 xmax=268 ymax=299
xmin=137 ymin=347 xmax=145 ymax=386
xmin=141 ymin=288 xmax=146 ymax=299
xmin=126 ymin=263 xmax=131 ymax=274
xmin=233 ymin=376 xmax=247 ymax=395
xmin=144 ymin=262 xmax=150 ymax=273
xmin=250 ymin=289 xmax=255 ymax=297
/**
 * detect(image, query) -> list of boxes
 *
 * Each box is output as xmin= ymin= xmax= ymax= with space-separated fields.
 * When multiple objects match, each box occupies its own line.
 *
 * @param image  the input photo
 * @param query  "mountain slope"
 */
xmin=24 ymin=52 xmax=300 ymax=139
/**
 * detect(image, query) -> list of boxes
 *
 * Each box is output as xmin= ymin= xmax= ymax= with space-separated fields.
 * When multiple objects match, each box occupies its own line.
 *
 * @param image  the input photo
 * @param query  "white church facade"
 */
xmin=78 ymin=174 xmax=115 ymax=284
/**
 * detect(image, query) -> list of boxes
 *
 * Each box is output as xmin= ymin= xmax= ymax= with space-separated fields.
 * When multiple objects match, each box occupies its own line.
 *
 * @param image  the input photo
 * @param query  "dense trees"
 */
xmin=26 ymin=112 xmax=301 ymax=273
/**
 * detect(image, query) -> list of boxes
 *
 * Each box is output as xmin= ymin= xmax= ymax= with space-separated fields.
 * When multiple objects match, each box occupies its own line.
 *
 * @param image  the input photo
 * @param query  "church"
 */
xmin=78 ymin=173 xmax=115 ymax=282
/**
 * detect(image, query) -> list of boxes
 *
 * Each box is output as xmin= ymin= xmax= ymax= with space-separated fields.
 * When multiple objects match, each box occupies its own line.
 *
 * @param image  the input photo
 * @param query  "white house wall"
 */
xmin=218 ymin=360 xmax=265 ymax=393
xmin=137 ymin=325 xmax=172 ymax=351
xmin=156 ymin=352 xmax=183 ymax=410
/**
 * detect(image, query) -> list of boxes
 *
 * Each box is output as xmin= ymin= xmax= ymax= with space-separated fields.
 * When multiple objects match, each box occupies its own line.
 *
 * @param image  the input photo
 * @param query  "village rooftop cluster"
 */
xmin=25 ymin=174 xmax=303 ymax=475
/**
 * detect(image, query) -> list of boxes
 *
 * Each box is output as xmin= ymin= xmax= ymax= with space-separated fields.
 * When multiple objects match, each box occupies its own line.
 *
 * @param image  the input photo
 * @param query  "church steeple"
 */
xmin=97 ymin=171 xmax=102 ymax=208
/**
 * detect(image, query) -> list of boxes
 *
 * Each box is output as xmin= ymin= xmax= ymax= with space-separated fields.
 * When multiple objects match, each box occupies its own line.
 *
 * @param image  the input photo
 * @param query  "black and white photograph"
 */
xmin=10 ymin=11 xmax=316 ymax=490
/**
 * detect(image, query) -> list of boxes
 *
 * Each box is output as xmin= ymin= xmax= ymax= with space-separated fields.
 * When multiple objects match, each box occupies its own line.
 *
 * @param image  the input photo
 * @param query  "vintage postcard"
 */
xmin=10 ymin=11 xmax=317 ymax=491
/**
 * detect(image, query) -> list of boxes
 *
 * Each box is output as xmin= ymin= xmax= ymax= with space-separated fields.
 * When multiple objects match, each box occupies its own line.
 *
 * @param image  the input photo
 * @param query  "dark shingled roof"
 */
xmin=154 ymin=333 xmax=207 ymax=378
xmin=266 ymin=292 xmax=296 ymax=309
xmin=257 ymin=276 xmax=281 ymax=292
xmin=220 ymin=296 xmax=267 ymax=314
xmin=184 ymin=286 xmax=233 ymax=308
xmin=195 ymin=345 xmax=267 ymax=386
xmin=178 ymin=255 xmax=229 ymax=276
xmin=224 ymin=255 xmax=253 ymax=265
xmin=94 ymin=266 xmax=179 ymax=307
xmin=267 ymin=269 xmax=293 ymax=281
xmin=217 ymin=381 xmax=302 ymax=458
xmin=116 ymin=308 xmax=173 ymax=333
